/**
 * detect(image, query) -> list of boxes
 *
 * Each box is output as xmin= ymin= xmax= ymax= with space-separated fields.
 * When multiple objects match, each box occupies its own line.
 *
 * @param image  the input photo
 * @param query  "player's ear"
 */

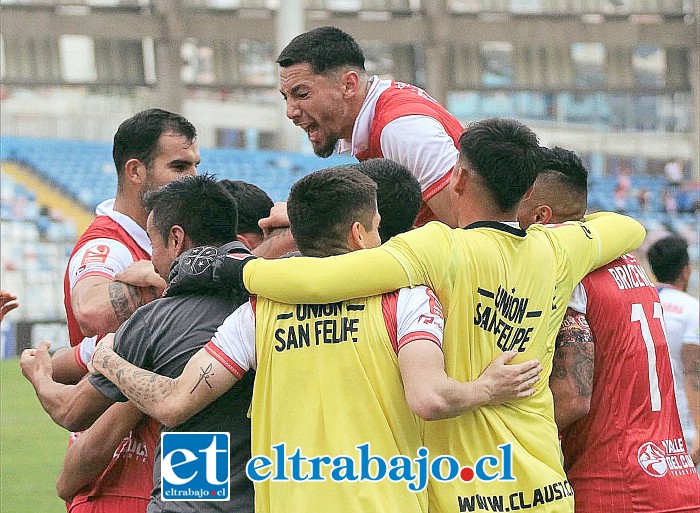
xmin=236 ymin=233 xmax=253 ymax=251
xmin=170 ymin=225 xmax=188 ymax=255
xmin=680 ymin=263 xmax=691 ymax=284
xmin=124 ymin=158 xmax=146 ymax=185
xmin=534 ymin=205 xmax=553 ymax=225
xmin=451 ymin=163 xmax=469 ymax=195
xmin=348 ymin=221 xmax=365 ymax=250
xmin=340 ymin=70 xmax=361 ymax=98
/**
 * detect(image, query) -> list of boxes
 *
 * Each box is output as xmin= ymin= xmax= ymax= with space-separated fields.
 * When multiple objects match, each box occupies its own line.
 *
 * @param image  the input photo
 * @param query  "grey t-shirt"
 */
xmin=90 ymin=292 xmax=254 ymax=513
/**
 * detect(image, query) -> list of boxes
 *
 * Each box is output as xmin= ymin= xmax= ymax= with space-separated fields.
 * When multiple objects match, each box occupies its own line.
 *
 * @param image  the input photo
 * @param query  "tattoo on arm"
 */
xmin=190 ymin=364 xmax=214 ymax=394
xmin=552 ymin=309 xmax=595 ymax=397
xmin=108 ymin=282 xmax=142 ymax=324
xmin=98 ymin=349 xmax=176 ymax=415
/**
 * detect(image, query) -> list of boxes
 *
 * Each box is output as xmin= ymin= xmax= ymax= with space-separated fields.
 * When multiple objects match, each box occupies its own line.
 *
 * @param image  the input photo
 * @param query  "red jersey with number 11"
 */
xmin=562 ymin=254 xmax=699 ymax=512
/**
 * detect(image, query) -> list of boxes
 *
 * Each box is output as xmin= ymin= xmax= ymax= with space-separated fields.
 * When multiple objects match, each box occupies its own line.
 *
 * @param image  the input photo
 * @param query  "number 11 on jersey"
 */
xmin=631 ymin=302 xmax=667 ymax=412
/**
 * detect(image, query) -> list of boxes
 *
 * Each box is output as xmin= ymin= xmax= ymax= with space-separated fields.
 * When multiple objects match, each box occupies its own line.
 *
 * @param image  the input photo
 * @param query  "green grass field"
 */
xmin=1 ymin=358 xmax=68 ymax=513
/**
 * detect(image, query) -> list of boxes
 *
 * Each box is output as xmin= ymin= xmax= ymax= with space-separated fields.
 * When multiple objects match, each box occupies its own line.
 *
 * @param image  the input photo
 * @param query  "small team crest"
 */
xmin=182 ymin=247 xmax=217 ymax=276
xmin=81 ymin=244 xmax=110 ymax=265
xmin=637 ymin=441 xmax=668 ymax=477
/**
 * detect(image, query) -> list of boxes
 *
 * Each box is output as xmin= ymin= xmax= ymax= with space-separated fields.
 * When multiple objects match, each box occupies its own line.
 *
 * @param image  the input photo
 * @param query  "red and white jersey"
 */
xmin=67 ymin=415 xmax=159 ymax=510
xmin=338 ymin=77 xmax=463 ymax=226
xmin=564 ymin=254 xmax=699 ymax=512
xmin=63 ymin=198 xmax=157 ymax=509
xmin=64 ymin=199 xmax=151 ymax=347
xmin=657 ymin=285 xmax=700 ymax=449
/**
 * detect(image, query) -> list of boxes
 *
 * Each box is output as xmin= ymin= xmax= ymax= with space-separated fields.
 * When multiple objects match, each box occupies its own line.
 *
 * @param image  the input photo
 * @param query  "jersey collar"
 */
xmin=95 ymin=198 xmax=152 ymax=255
xmin=463 ymin=220 xmax=526 ymax=237
xmin=337 ymin=76 xmax=391 ymax=156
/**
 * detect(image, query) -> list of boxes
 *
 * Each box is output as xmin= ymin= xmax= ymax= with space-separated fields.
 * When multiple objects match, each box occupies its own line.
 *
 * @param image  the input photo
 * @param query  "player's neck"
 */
xmin=456 ymin=195 xmax=518 ymax=228
xmin=113 ymin=191 xmax=147 ymax=229
xmin=659 ymin=280 xmax=687 ymax=293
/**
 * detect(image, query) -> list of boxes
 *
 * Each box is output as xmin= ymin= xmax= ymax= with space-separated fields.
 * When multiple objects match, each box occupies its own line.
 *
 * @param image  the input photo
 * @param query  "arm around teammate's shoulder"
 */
xmin=582 ymin=211 xmax=646 ymax=266
xmin=243 ymin=245 xmax=411 ymax=304
xmin=91 ymin=338 xmax=239 ymax=428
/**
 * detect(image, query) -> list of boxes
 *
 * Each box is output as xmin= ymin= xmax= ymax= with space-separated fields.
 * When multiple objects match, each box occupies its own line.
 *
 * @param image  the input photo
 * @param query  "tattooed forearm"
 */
xmin=108 ymin=282 xmax=142 ymax=324
xmin=96 ymin=347 xmax=177 ymax=418
xmin=552 ymin=308 xmax=595 ymax=397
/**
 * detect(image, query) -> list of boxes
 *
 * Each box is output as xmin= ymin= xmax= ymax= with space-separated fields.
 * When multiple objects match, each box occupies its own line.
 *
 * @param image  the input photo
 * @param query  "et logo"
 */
xmin=161 ymin=432 xmax=230 ymax=501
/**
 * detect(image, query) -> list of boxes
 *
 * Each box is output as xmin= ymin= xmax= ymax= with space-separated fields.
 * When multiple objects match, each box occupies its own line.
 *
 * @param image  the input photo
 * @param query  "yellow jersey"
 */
xmin=210 ymin=287 xmax=445 ymax=513
xmin=242 ymin=213 xmax=645 ymax=512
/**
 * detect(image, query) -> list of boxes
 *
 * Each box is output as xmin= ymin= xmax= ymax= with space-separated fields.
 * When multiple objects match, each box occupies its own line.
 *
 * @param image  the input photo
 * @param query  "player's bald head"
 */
xmin=518 ymin=147 xmax=588 ymax=227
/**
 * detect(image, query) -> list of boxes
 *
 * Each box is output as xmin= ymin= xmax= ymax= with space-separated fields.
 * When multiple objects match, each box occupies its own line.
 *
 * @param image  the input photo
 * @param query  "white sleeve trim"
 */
xmin=78 ymin=336 xmax=98 ymax=367
xmin=568 ymin=282 xmax=588 ymax=314
xmin=396 ymin=286 xmax=444 ymax=350
xmin=211 ymin=301 xmax=257 ymax=372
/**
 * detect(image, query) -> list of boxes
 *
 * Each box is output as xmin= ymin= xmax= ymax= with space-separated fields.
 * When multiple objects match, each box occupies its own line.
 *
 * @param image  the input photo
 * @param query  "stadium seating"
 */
xmin=0 ymin=136 xmax=355 ymax=209
xmin=1 ymin=172 xmax=76 ymax=323
xmin=3 ymin=136 xmax=696 ymax=219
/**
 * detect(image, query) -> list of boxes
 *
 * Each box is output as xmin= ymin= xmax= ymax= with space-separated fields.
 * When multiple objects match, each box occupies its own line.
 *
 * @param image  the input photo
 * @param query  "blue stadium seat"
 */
xmin=1 ymin=136 xmax=355 ymax=207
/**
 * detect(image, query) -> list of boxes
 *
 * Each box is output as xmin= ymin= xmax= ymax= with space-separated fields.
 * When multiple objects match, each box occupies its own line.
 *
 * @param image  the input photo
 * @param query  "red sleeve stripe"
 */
xmin=381 ymin=291 xmax=400 ymax=354
xmin=74 ymin=345 xmax=88 ymax=373
xmin=397 ymin=331 xmax=443 ymax=353
xmin=204 ymin=341 xmax=247 ymax=379
xmin=422 ymin=168 xmax=453 ymax=201
xmin=73 ymin=271 xmax=116 ymax=285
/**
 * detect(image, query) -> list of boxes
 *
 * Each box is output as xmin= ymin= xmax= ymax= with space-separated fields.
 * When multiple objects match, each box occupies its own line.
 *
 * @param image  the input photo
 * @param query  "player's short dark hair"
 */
xmin=542 ymin=147 xmax=588 ymax=193
xmin=459 ymin=118 xmax=543 ymax=211
xmin=540 ymin=146 xmax=588 ymax=216
xmin=113 ymin=108 xmax=197 ymax=187
xmin=647 ymin=235 xmax=690 ymax=284
xmin=288 ymin=166 xmax=377 ymax=257
xmin=276 ymin=26 xmax=366 ymax=75
xmin=219 ymin=180 xmax=273 ymax=237
xmin=357 ymin=159 xmax=421 ymax=242
xmin=144 ymin=174 xmax=238 ymax=248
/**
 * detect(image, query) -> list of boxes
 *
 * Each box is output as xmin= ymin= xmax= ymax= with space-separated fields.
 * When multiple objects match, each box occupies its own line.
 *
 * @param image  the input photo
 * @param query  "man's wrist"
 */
xmin=471 ymin=379 xmax=491 ymax=408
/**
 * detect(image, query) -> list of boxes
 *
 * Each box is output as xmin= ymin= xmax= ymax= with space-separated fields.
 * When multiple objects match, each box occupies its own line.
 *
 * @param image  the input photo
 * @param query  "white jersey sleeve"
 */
xmin=205 ymin=299 xmax=257 ymax=379
xmin=74 ymin=336 xmax=98 ymax=371
xmin=396 ymin=285 xmax=445 ymax=352
xmin=380 ymin=115 xmax=458 ymax=196
xmin=67 ymin=238 xmax=135 ymax=289
xmin=681 ymin=297 xmax=699 ymax=345
xmin=568 ymin=282 xmax=588 ymax=314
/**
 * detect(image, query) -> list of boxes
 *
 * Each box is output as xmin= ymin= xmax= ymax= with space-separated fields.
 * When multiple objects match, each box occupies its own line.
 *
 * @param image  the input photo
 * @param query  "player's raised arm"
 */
xmin=536 ymin=212 xmax=646 ymax=287
xmin=582 ymin=211 xmax=646 ymax=265
xmin=71 ymin=273 xmax=160 ymax=337
xmin=167 ymin=239 xmax=414 ymax=304
xmin=245 ymin=244 xmax=411 ymax=302
xmin=91 ymin=334 xmax=238 ymax=428
xmin=20 ymin=342 xmax=114 ymax=431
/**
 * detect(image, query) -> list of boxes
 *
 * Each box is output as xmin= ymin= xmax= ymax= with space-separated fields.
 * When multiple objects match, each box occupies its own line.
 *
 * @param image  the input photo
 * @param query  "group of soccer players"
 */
xmin=13 ymin=25 xmax=699 ymax=513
